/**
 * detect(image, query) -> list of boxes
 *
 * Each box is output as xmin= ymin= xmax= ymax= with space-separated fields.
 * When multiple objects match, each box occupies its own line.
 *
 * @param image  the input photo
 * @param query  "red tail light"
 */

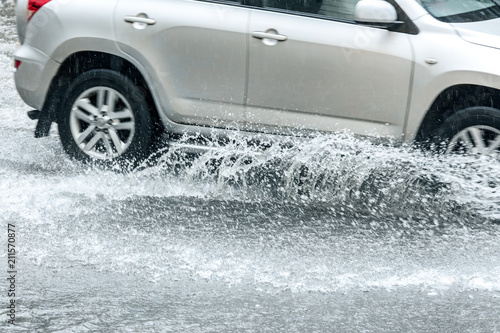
xmin=28 ymin=0 xmax=51 ymax=21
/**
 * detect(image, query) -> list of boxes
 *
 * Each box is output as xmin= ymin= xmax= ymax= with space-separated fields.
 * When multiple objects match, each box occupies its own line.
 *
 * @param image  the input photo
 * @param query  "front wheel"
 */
xmin=431 ymin=106 xmax=500 ymax=158
xmin=58 ymin=69 xmax=153 ymax=167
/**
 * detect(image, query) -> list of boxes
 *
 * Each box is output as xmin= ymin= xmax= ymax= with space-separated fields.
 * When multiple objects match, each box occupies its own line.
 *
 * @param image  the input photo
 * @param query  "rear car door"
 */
xmin=115 ymin=0 xmax=249 ymax=128
xmin=245 ymin=0 xmax=414 ymax=137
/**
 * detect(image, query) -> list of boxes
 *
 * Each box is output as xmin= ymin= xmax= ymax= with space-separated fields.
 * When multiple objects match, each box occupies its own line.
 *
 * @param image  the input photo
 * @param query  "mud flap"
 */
xmin=28 ymin=110 xmax=52 ymax=138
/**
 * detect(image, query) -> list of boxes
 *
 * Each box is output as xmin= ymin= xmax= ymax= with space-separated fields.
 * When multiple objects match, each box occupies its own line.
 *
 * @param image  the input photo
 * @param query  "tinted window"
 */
xmin=318 ymin=0 xmax=358 ymax=20
xmin=263 ymin=0 xmax=359 ymax=20
xmin=418 ymin=0 xmax=500 ymax=23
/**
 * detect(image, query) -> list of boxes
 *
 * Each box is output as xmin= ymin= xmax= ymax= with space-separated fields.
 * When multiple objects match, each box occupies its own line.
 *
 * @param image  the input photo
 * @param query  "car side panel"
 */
xmin=114 ymin=0 xmax=249 ymax=129
xmin=404 ymin=15 xmax=500 ymax=141
xmin=246 ymin=9 xmax=414 ymax=138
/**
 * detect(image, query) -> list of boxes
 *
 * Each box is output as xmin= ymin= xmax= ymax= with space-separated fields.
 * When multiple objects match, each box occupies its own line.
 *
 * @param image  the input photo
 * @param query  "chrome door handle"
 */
xmin=251 ymin=31 xmax=287 ymax=42
xmin=124 ymin=16 xmax=156 ymax=25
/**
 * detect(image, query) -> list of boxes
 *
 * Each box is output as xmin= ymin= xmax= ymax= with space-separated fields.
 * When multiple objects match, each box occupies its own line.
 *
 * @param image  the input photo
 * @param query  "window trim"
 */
xmin=193 ymin=0 xmax=419 ymax=35
xmin=241 ymin=0 xmax=418 ymax=34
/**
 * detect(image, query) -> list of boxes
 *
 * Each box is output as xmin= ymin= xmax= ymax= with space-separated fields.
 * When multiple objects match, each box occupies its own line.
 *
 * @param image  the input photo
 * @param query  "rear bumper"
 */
xmin=14 ymin=44 xmax=59 ymax=111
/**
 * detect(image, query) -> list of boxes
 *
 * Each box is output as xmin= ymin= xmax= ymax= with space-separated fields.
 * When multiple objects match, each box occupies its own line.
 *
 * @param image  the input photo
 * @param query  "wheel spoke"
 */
xmin=105 ymin=89 xmax=117 ymax=114
xmin=76 ymin=99 xmax=99 ymax=116
xmin=468 ymin=127 xmax=486 ymax=152
xmin=73 ymin=108 xmax=94 ymax=124
xmin=96 ymin=88 xmax=105 ymax=109
xmin=83 ymin=132 xmax=103 ymax=152
xmin=113 ymin=122 xmax=134 ymax=131
xmin=486 ymin=134 xmax=500 ymax=154
xmin=109 ymin=108 xmax=134 ymax=120
xmin=102 ymin=134 xmax=114 ymax=156
xmin=458 ymin=131 xmax=474 ymax=149
xmin=76 ymin=125 xmax=97 ymax=145
xmin=108 ymin=128 xmax=124 ymax=154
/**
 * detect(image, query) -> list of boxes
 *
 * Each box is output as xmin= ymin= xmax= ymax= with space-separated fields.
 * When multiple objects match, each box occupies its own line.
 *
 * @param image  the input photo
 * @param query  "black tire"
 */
xmin=429 ymin=106 xmax=500 ymax=156
xmin=58 ymin=69 xmax=153 ymax=167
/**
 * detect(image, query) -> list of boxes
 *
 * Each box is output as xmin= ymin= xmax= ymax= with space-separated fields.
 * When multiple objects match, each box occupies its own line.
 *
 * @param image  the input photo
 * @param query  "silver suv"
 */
xmin=14 ymin=0 xmax=500 ymax=164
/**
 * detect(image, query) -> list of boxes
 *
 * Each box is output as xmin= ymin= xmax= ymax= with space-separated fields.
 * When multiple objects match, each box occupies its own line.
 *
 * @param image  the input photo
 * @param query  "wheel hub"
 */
xmin=95 ymin=114 xmax=112 ymax=129
xmin=69 ymin=86 xmax=136 ymax=160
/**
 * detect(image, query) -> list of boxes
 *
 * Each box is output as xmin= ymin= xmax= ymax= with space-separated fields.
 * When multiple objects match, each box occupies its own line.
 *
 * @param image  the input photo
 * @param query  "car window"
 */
xmin=198 ymin=0 xmax=242 ymax=4
xmin=262 ymin=0 xmax=359 ymax=21
xmin=318 ymin=0 xmax=358 ymax=20
xmin=417 ymin=0 xmax=500 ymax=23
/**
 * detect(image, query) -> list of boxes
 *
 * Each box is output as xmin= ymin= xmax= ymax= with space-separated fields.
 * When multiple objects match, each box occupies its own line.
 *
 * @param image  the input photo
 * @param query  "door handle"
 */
xmin=251 ymin=31 xmax=287 ymax=42
xmin=124 ymin=15 xmax=156 ymax=25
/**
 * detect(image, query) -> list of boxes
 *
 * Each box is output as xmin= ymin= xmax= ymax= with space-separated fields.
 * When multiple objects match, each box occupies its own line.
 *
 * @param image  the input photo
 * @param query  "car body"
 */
xmin=13 ymin=0 xmax=500 ymax=164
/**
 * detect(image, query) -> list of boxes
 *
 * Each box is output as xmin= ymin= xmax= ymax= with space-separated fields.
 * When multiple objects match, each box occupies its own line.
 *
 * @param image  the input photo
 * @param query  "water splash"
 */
xmin=132 ymin=132 xmax=500 ymax=222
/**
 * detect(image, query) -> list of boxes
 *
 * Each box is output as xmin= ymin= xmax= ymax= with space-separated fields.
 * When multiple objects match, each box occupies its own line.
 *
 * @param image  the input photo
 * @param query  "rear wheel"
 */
xmin=431 ymin=106 xmax=500 ymax=158
xmin=58 ymin=69 xmax=153 ymax=167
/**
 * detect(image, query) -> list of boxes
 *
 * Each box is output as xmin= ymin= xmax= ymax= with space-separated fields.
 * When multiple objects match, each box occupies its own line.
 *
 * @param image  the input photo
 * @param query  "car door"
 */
xmin=245 ymin=0 xmax=414 ymax=137
xmin=115 ymin=0 xmax=249 ymax=128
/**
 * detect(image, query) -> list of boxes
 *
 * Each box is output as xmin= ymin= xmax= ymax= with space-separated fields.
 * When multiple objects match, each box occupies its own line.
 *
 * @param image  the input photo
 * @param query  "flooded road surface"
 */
xmin=2 ymin=2 xmax=500 ymax=331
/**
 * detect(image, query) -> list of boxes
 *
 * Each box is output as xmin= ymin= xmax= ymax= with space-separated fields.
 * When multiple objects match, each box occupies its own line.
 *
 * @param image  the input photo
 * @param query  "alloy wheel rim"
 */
xmin=446 ymin=125 xmax=500 ymax=157
xmin=69 ymin=87 xmax=135 ymax=160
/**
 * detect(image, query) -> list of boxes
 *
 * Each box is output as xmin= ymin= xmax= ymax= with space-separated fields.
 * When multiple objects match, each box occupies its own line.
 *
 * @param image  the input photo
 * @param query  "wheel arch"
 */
xmin=44 ymin=51 xmax=163 ymax=134
xmin=415 ymin=84 xmax=500 ymax=142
